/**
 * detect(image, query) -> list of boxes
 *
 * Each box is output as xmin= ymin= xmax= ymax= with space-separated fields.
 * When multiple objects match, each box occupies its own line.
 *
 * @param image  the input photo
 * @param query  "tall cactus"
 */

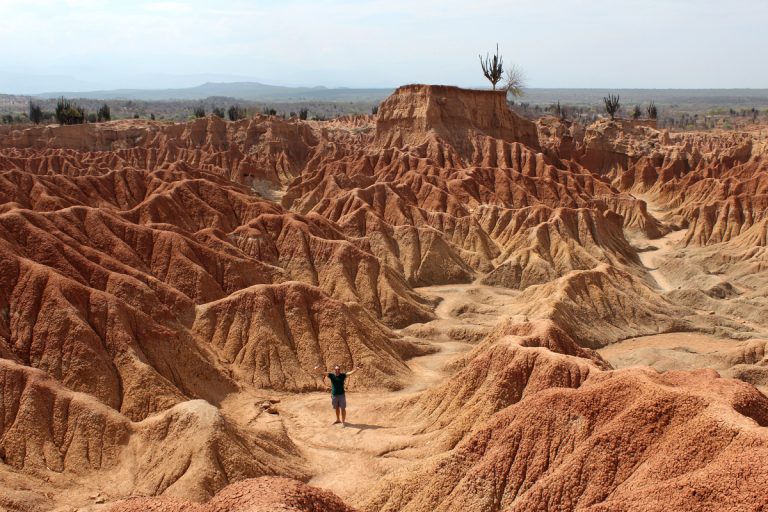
xmin=603 ymin=94 xmax=620 ymax=120
xmin=480 ymin=44 xmax=504 ymax=90
xmin=647 ymin=101 xmax=658 ymax=119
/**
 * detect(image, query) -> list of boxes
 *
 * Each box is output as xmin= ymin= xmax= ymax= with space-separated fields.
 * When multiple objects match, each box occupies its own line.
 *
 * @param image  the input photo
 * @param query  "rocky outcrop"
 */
xmin=517 ymin=264 xmax=693 ymax=348
xmin=109 ymin=477 xmax=356 ymax=512
xmin=400 ymin=319 xmax=608 ymax=448
xmin=478 ymin=205 xmax=642 ymax=289
xmin=3 ymin=87 xmax=768 ymax=512
xmin=0 ymin=115 xmax=319 ymax=185
xmin=192 ymin=282 xmax=424 ymax=392
xmin=577 ymin=119 xmax=767 ymax=248
xmin=366 ymin=367 xmax=768 ymax=512
xmin=373 ymin=84 xmax=540 ymax=158
xmin=0 ymin=360 xmax=307 ymax=502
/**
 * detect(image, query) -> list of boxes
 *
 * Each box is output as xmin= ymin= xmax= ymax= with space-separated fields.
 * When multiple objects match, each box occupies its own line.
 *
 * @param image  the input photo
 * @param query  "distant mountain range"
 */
xmin=34 ymin=82 xmax=395 ymax=102
xmin=28 ymin=82 xmax=768 ymax=109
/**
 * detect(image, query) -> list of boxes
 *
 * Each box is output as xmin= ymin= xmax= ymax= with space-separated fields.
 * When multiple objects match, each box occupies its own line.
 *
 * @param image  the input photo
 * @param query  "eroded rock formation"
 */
xmin=1 ymin=85 xmax=767 ymax=511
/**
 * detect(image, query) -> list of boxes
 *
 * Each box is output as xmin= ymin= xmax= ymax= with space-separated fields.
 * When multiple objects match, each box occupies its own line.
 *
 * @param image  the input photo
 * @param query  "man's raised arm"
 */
xmin=346 ymin=364 xmax=363 ymax=376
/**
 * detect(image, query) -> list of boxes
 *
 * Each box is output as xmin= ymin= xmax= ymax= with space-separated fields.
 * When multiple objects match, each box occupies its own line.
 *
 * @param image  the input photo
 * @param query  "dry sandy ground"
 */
xmin=637 ymin=230 xmax=688 ymax=292
xmin=234 ymin=195 xmax=767 ymax=508
xmin=633 ymin=197 xmax=687 ymax=292
xmin=600 ymin=332 xmax=744 ymax=369
xmin=9 ymin=180 xmax=761 ymax=511
xmin=230 ymin=283 xmax=523 ymax=507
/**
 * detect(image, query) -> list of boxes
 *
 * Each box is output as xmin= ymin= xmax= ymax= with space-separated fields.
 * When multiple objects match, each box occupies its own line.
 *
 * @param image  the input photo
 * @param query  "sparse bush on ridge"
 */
xmin=55 ymin=97 xmax=85 ymax=125
xmin=299 ymin=108 xmax=308 ymax=120
xmin=28 ymin=101 xmax=43 ymax=124
xmin=504 ymin=65 xmax=526 ymax=97
xmin=193 ymin=106 xmax=206 ymax=118
xmin=212 ymin=106 xmax=225 ymax=118
xmin=632 ymin=105 xmax=642 ymax=120
xmin=97 ymin=103 xmax=111 ymax=122
xmin=227 ymin=105 xmax=246 ymax=121
xmin=647 ymin=101 xmax=658 ymax=119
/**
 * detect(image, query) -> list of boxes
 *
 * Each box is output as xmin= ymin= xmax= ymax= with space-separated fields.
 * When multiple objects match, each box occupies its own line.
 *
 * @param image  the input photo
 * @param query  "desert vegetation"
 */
xmin=603 ymin=93 xmax=620 ymax=120
xmin=479 ymin=43 xmax=504 ymax=90
xmin=647 ymin=100 xmax=658 ymax=119
xmin=28 ymin=101 xmax=44 ymax=124
xmin=54 ymin=97 xmax=86 ymax=124
xmin=97 ymin=103 xmax=111 ymax=122
xmin=227 ymin=104 xmax=247 ymax=121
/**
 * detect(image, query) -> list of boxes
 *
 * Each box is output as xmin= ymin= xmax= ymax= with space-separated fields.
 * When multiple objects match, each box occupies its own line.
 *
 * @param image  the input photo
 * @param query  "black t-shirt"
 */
xmin=328 ymin=373 xmax=347 ymax=395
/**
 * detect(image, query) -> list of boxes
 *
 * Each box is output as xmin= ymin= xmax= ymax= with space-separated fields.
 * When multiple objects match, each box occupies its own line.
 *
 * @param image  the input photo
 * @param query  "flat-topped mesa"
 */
xmin=373 ymin=84 xmax=540 ymax=158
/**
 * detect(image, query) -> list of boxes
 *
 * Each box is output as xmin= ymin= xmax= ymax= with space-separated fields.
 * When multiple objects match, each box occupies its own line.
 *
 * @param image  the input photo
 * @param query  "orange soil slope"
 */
xmin=1 ymin=85 xmax=767 ymax=511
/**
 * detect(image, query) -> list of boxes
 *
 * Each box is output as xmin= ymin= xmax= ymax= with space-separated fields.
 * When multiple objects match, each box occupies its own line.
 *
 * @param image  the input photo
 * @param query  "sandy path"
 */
xmin=633 ymin=197 xmax=687 ymax=292
xmin=637 ymin=229 xmax=687 ymax=291
xmin=599 ymin=332 xmax=746 ymax=372
xmin=275 ymin=282 xmax=519 ymax=506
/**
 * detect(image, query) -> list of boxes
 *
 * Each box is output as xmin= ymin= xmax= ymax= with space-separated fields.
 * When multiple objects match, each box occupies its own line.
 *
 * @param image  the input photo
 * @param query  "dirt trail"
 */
xmin=637 ymin=229 xmax=686 ymax=291
xmin=634 ymin=198 xmax=687 ymax=292
xmin=272 ymin=282 xmax=520 ymax=506
xmin=599 ymin=332 xmax=746 ymax=372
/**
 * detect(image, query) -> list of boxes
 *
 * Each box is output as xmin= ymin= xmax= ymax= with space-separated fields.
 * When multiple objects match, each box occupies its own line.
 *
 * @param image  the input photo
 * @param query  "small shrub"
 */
xmin=504 ymin=65 xmax=526 ymax=97
xmin=553 ymin=101 xmax=562 ymax=118
xmin=55 ymin=97 xmax=85 ymax=125
xmin=212 ymin=106 xmax=225 ymax=118
xmin=371 ymin=105 xmax=379 ymax=115
xmin=87 ymin=113 xmax=98 ymax=123
xmin=28 ymin=101 xmax=43 ymax=124
xmin=97 ymin=103 xmax=111 ymax=122
xmin=632 ymin=105 xmax=642 ymax=120
xmin=299 ymin=108 xmax=308 ymax=120
xmin=193 ymin=106 xmax=206 ymax=118
xmin=647 ymin=101 xmax=658 ymax=120
xmin=227 ymin=105 xmax=246 ymax=121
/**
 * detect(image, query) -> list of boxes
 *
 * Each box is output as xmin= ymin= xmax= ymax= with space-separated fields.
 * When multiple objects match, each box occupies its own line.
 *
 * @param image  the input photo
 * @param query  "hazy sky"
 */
xmin=1 ymin=0 xmax=767 ymax=93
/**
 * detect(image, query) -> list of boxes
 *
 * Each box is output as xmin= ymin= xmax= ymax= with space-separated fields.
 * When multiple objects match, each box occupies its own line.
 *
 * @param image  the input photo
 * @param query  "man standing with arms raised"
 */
xmin=313 ymin=363 xmax=362 ymax=426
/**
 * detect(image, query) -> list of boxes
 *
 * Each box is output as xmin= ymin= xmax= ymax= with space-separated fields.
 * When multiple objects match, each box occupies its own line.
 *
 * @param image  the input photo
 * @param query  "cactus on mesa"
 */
xmin=480 ymin=43 xmax=504 ymax=90
xmin=603 ymin=94 xmax=620 ymax=120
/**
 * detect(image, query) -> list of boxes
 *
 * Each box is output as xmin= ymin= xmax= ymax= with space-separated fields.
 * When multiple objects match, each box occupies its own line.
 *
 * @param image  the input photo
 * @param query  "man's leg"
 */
xmin=332 ymin=396 xmax=341 ymax=424
xmin=341 ymin=407 xmax=346 ymax=424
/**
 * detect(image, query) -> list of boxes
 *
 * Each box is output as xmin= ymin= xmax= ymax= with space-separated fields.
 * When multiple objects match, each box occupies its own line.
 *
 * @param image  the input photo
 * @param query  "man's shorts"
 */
xmin=331 ymin=394 xmax=347 ymax=409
